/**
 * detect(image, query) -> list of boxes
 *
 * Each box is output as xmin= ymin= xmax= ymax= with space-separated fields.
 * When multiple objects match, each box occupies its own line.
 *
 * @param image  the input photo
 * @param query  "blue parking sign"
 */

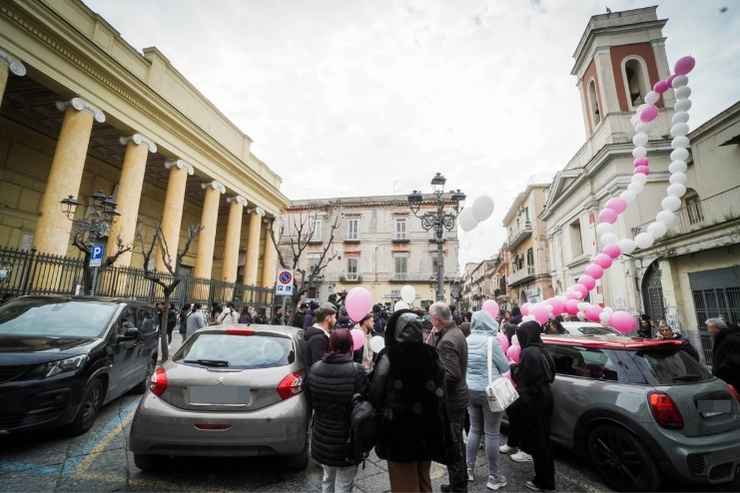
xmin=89 ymin=243 xmax=105 ymax=267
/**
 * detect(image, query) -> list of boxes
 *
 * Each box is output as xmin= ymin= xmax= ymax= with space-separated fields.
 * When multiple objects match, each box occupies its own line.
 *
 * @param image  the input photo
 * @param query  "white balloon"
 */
xmin=546 ymin=304 xmax=554 ymax=313
xmin=601 ymin=233 xmax=618 ymax=246
xmin=617 ymin=238 xmax=637 ymax=254
xmin=599 ymin=311 xmax=611 ymax=324
xmin=627 ymin=182 xmax=644 ymax=195
xmin=632 ymin=146 xmax=647 ymax=159
xmin=667 ymin=183 xmax=687 ymax=198
xmin=620 ymin=190 xmax=637 ymax=204
xmin=602 ymin=307 xmax=614 ymax=316
xmin=675 ymin=99 xmax=692 ymax=112
xmin=634 ymin=122 xmax=650 ymax=134
xmin=671 ymin=136 xmax=690 ymax=149
xmin=647 ymin=221 xmax=667 ymax=239
xmin=597 ymin=222 xmax=614 ymax=236
xmin=656 ymin=210 xmax=678 ymax=227
xmin=662 ymin=195 xmax=682 ymax=212
xmin=672 ymin=74 xmax=688 ymax=88
xmin=669 ymin=160 xmax=688 ymax=174
xmin=630 ymin=113 xmax=640 ymax=126
xmin=577 ymin=302 xmax=590 ymax=312
xmin=400 ymin=285 xmax=416 ymax=303
xmin=672 ymin=111 xmax=690 ymax=125
xmin=458 ymin=207 xmax=478 ymax=232
xmin=670 ymin=148 xmax=689 ymax=162
xmin=669 ymin=172 xmax=687 ymax=186
xmin=394 ymin=300 xmax=410 ymax=312
xmin=675 ymin=86 xmax=692 ymax=99
xmin=631 ymin=173 xmax=648 ymax=186
xmin=369 ymin=335 xmax=385 ymax=354
xmin=472 ymin=195 xmax=495 ymax=222
xmin=576 ymin=311 xmax=586 ymax=321
xmin=645 ymin=91 xmax=660 ymax=105
xmin=635 ymin=232 xmax=655 ymax=249
xmin=671 ymin=123 xmax=690 ymax=137
xmin=632 ymin=132 xmax=648 ymax=147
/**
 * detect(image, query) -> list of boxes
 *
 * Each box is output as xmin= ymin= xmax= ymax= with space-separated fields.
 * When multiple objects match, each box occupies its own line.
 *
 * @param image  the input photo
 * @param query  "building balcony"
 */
xmin=507 ymin=221 xmax=533 ymax=249
xmin=392 ymin=236 xmax=410 ymax=244
xmin=508 ymin=265 xmax=535 ymax=287
xmin=339 ymin=274 xmax=362 ymax=283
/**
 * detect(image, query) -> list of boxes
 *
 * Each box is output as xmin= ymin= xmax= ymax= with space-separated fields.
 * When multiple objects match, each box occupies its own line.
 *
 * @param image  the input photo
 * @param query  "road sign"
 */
xmin=275 ymin=269 xmax=294 ymax=296
xmin=89 ymin=243 xmax=105 ymax=267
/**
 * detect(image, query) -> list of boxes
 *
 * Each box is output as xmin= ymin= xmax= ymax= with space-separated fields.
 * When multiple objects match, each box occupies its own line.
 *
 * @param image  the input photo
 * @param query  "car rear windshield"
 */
xmin=626 ymin=345 xmax=713 ymax=385
xmin=175 ymin=333 xmax=294 ymax=369
xmin=576 ymin=325 xmax=620 ymax=336
xmin=0 ymin=299 xmax=117 ymax=338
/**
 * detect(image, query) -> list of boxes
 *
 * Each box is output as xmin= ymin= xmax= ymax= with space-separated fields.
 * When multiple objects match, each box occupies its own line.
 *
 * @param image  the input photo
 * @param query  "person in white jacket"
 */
xmin=217 ymin=302 xmax=240 ymax=325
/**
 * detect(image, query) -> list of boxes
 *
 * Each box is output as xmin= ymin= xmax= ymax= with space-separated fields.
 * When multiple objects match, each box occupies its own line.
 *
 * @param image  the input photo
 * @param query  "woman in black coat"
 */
xmin=309 ymin=328 xmax=367 ymax=493
xmin=510 ymin=321 xmax=556 ymax=492
xmin=368 ymin=309 xmax=452 ymax=493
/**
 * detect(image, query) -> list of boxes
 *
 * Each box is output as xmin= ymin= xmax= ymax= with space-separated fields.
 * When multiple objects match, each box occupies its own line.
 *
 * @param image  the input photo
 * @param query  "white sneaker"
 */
xmin=487 ymin=474 xmax=508 ymax=490
xmin=510 ymin=451 xmax=534 ymax=463
xmin=498 ymin=444 xmax=518 ymax=454
xmin=467 ymin=467 xmax=474 ymax=482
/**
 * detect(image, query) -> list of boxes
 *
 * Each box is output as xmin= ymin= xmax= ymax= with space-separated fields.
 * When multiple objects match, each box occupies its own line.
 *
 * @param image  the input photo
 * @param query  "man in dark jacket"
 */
xmin=430 ymin=302 xmax=468 ymax=493
xmin=303 ymin=303 xmax=337 ymax=375
xmin=707 ymin=318 xmax=740 ymax=391
xmin=291 ymin=303 xmax=307 ymax=329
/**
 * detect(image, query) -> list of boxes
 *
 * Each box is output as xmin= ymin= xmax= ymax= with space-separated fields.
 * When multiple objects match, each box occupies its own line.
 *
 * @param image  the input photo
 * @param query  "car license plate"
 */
xmin=189 ymin=386 xmax=250 ymax=405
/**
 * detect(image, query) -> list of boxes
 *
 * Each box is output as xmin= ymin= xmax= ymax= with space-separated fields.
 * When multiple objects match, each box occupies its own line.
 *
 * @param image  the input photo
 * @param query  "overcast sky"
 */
xmin=84 ymin=0 xmax=739 ymax=268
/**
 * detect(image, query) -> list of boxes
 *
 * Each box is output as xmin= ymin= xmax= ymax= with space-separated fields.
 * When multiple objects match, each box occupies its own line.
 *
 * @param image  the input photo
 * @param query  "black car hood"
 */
xmin=0 ymin=335 xmax=97 ymax=365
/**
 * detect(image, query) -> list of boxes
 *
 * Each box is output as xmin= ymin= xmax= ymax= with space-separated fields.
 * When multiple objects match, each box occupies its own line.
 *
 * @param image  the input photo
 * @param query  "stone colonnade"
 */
xmin=0 ymin=49 xmax=278 ymax=290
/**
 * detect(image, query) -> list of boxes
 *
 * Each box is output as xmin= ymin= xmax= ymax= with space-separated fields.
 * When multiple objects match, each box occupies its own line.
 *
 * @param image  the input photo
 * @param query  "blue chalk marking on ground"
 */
xmin=0 ymin=461 xmax=60 ymax=476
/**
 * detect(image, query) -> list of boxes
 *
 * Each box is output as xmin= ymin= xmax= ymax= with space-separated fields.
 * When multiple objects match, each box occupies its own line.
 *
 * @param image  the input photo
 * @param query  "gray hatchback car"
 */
xmin=540 ymin=334 xmax=740 ymax=491
xmin=129 ymin=325 xmax=309 ymax=471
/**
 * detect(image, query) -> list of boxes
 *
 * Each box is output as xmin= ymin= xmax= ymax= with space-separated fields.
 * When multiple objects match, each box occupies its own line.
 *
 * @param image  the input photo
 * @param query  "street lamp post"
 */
xmin=408 ymin=172 xmax=465 ymax=302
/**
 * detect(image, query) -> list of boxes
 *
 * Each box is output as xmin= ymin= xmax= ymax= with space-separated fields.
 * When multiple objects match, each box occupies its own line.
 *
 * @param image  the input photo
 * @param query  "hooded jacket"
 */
xmin=512 ymin=321 xmax=555 ymax=401
xmin=466 ymin=311 xmax=509 ymax=392
xmin=303 ymin=325 xmax=329 ymax=374
xmin=712 ymin=323 xmax=740 ymax=391
xmin=368 ymin=310 xmax=452 ymax=463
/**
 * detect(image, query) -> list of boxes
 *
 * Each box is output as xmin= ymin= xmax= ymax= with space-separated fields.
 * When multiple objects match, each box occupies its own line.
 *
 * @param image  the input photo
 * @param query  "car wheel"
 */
xmin=285 ymin=443 xmax=309 ymax=470
xmin=134 ymin=453 xmax=161 ymax=472
xmin=67 ymin=377 xmax=105 ymax=436
xmin=587 ymin=424 xmax=661 ymax=492
xmin=132 ymin=355 xmax=156 ymax=394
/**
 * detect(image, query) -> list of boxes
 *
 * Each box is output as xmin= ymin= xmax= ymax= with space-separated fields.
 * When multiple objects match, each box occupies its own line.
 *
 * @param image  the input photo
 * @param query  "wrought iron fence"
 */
xmin=0 ymin=246 xmax=274 ymax=310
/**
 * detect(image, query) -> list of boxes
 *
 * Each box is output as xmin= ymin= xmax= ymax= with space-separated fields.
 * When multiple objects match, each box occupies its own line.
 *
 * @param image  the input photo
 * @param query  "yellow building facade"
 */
xmin=0 ymin=0 xmax=287 ymax=303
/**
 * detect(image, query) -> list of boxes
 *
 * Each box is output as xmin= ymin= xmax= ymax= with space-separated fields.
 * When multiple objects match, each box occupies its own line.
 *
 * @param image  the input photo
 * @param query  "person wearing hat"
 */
xmin=353 ymin=312 xmax=375 ymax=369
xmin=304 ymin=303 xmax=338 ymax=376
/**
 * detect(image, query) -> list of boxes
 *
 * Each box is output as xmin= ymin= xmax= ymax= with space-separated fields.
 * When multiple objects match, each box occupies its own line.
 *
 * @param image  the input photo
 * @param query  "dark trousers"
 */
xmin=388 ymin=461 xmax=432 ymax=493
xmin=520 ymin=389 xmax=555 ymax=490
xmin=446 ymin=408 xmax=468 ymax=492
xmin=506 ymin=401 xmax=522 ymax=448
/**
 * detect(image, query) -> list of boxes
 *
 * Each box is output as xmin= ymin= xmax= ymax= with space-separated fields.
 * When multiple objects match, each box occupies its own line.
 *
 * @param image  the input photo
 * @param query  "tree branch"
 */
xmin=103 ymin=235 xmax=133 ymax=268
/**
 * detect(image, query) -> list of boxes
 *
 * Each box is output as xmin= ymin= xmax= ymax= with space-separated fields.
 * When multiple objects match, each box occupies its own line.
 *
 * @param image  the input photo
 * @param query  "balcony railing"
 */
xmin=508 ymin=265 xmax=535 ymax=287
xmin=508 ymin=221 xmax=533 ymax=249
xmin=340 ymin=273 xmax=361 ymax=283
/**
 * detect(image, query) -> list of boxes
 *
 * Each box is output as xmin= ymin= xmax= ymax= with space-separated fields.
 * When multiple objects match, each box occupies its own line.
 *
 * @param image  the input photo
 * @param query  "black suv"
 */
xmin=0 ymin=296 xmax=159 ymax=435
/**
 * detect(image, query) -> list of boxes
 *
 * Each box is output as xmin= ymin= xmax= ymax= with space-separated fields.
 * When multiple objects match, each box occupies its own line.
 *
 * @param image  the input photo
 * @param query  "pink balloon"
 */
xmin=507 ymin=344 xmax=521 ymax=364
xmin=584 ymin=263 xmax=604 ymax=280
xmin=594 ymin=253 xmax=613 ymax=269
xmin=674 ymin=56 xmax=695 ymax=76
xmin=598 ymin=208 xmax=618 ymax=224
xmin=603 ymin=244 xmax=622 ymax=259
xmin=497 ymin=332 xmax=510 ymax=354
xmin=606 ymin=197 xmax=627 ymax=215
xmin=565 ymin=290 xmax=580 ymax=300
xmin=653 ymin=79 xmax=670 ymax=94
xmin=521 ymin=303 xmax=531 ymax=316
xmin=531 ymin=303 xmax=549 ymax=325
xmin=483 ymin=300 xmax=499 ymax=319
xmin=545 ymin=297 xmax=565 ymax=316
xmin=574 ymin=284 xmax=589 ymax=298
xmin=634 ymin=165 xmax=649 ymax=175
xmin=579 ymin=274 xmax=596 ymax=291
xmin=633 ymin=157 xmax=649 ymax=167
xmin=345 ymin=287 xmax=373 ymax=322
xmin=640 ymin=105 xmax=658 ymax=123
xmin=609 ymin=311 xmax=636 ymax=335
xmin=585 ymin=304 xmax=602 ymax=322
xmin=350 ymin=328 xmax=365 ymax=351
xmin=565 ymin=299 xmax=579 ymax=315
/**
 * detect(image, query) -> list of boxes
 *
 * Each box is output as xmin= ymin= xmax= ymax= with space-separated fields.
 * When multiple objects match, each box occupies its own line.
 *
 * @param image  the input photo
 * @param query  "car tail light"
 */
xmin=648 ymin=391 xmax=684 ymax=429
xmin=225 ymin=327 xmax=255 ymax=336
xmin=149 ymin=367 xmax=168 ymax=397
xmin=727 ymin=384 xmax=740 ymax=402
xmin=277 ymin=371 xmax=303 ymax=400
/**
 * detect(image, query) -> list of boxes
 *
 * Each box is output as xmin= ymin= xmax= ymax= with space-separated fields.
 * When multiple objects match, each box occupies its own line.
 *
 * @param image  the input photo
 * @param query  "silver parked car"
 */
xmin=129 ymin=325 xmax=309 ymax=471
xmin=540 ymin=334 xmax=740 ymax=491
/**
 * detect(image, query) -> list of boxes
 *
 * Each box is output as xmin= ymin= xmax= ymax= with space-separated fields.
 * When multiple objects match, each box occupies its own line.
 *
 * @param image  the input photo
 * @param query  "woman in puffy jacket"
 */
xmin=309 ymin=329 xmax=368 ymax=493
xmin=465 ymin=311 xmax=510 ymax=490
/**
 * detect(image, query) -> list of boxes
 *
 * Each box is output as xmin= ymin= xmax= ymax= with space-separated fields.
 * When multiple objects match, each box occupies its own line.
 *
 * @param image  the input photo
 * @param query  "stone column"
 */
xmin=194 ymin=181 xmax=225 ymax=280
xmin=0 ymin=49 xmax=26 ymax=107
xmin=106 ymin=134 xmax=157 ymax=265
xmin=242 ymin=207 xmax=264 ymax=287
xmin=34 ymin=98 xmax=106 ymax=254
xmin=157 ymin=160 xmax=194 ymax=272
xmin=222 ymin=195 xmax=247 ymax=285
xmin=260 ymin=218 xmax=277 ymax=288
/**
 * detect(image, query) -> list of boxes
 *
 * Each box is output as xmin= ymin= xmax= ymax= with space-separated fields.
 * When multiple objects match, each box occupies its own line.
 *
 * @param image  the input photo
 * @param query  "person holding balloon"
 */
xmin=352 ymin=312 xmax=376 ymax=370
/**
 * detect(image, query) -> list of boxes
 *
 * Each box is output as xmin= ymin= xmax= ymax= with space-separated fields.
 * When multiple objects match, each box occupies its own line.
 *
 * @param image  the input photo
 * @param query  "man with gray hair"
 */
xmin=706 ymin=317 xmax=740 ymax=392
xmin=429 ymin=302 xmax=469 ymax=493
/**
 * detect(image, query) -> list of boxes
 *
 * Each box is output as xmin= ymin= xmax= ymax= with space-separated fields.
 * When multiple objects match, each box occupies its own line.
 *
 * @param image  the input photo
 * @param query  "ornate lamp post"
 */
xmin=408 ymin=172 xmax=465 ymax=301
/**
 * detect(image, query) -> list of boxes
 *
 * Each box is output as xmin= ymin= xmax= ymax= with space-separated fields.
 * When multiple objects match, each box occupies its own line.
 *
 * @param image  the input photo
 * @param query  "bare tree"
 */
xmin=139 ymin=224 xmax=201 ymax=360
xmin=72 ymin=233 xmax=132 ymax=294
xmin=269 ymin=205 xmax=342 ymax=312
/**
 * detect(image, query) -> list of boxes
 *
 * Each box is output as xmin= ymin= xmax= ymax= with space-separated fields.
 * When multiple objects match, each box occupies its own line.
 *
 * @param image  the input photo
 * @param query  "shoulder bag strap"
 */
xmin=487 ymin=336 xmax=493 ymax=386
